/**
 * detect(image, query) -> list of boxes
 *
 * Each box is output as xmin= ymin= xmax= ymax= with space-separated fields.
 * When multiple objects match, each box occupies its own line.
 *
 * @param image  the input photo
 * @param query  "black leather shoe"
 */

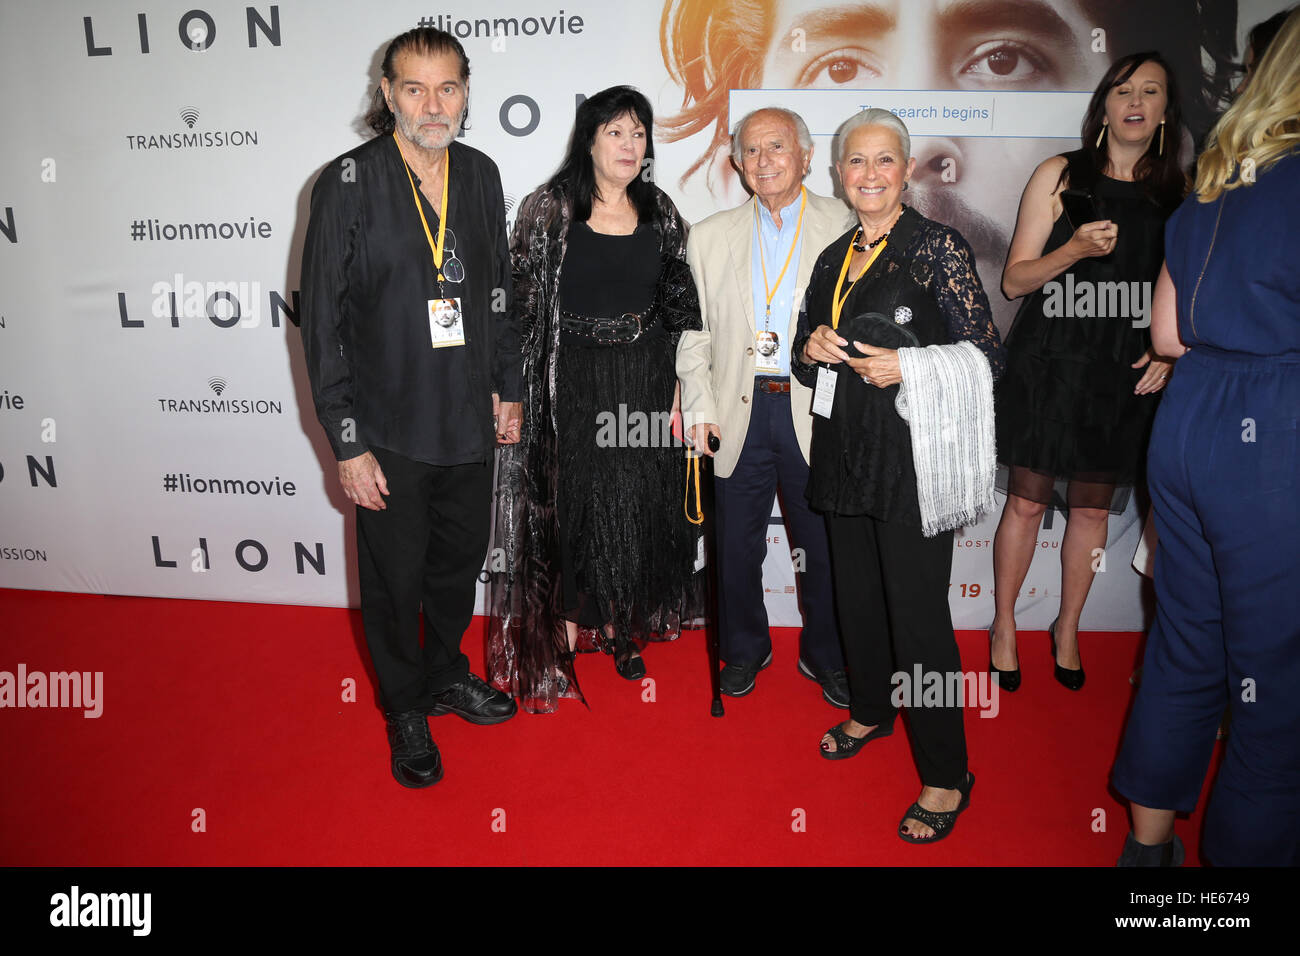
xmin=1049 ymin=619 xmax=1085 ymax=691
xmin=797 ymin=657 xmax=850 ymax=708
xmin=988 ymin=624 xmax=1021 ymax=692
xmin=384 ymin=709 xmax=443 ymax=789
xmin=426 ymin=673 xmax=518 ymax=724
xmin=719 ymin=650 xmax=773 ymax=697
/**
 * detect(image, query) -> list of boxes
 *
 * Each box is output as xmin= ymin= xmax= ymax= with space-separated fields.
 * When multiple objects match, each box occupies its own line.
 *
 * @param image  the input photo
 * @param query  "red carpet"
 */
xmin=0 ymin=588 xmax=1220 ymax=866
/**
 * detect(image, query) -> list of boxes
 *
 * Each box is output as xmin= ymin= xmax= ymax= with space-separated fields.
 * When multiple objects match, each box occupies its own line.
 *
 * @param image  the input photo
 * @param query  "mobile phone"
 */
xmin=1060 ymin=188 xmax=1101 ymax=230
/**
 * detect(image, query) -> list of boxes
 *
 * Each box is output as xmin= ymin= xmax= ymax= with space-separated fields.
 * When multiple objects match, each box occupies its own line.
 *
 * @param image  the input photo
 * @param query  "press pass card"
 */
xmin=428 ymin=297 xmax=465 ymax=348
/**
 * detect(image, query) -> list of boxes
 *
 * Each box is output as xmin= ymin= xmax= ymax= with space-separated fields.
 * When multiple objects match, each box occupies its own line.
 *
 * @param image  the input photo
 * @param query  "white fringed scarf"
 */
xmin=893 ymin=341 xmax=996 ymax=537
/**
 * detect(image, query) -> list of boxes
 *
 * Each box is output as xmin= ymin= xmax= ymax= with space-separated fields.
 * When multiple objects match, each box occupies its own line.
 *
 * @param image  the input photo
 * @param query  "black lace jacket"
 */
xmin=487 ymin=183 xmax=700 ymax=711
xmin=793 ymin=206 xmax=1004 ymax=382
xmin=792 ymin=206 xmax=1005 ymax=520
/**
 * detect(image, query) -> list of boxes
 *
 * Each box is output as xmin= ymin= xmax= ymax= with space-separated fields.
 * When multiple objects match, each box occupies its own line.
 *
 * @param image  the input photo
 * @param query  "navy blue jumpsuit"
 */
xmin=1111 ymin=151 xmax=1300 ymax=865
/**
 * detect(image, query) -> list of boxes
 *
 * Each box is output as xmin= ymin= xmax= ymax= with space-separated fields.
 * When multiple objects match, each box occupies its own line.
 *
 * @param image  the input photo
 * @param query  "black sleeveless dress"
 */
xmin=995 ymin=150 xmax=1174 ymax=512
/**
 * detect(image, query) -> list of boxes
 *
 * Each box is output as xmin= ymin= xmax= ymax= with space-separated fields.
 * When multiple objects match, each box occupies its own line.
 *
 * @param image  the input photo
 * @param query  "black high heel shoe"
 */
xmin=1049 ymin=619 xmax=1085 ymax=691
xmin=988 ymin=624 xmax=1021 ymax=692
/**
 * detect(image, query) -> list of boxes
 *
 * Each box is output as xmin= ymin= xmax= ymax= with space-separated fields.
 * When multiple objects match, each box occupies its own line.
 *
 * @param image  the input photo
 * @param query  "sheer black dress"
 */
xmin=554 ymin=222 xmax=698 ymax=660
xmin=995 ymin=150 xmax=1176 ymax=511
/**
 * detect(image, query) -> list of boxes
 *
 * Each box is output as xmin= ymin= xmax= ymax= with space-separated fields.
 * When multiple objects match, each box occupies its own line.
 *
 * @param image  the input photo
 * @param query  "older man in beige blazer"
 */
xmin=677 ymin=107 xmax=854 ymax=704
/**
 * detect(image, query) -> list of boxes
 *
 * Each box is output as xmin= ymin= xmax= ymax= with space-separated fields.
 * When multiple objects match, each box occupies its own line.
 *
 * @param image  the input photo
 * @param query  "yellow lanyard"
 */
xmin=756 ymin=188 xmax=807 ymax=326
xmin=831 ymin=237 xmax=887 ymax=330
xmin=394 ymin=132 xmax=450 ymax=282
xmin=685 ymin=451 xmax=703 ymax=525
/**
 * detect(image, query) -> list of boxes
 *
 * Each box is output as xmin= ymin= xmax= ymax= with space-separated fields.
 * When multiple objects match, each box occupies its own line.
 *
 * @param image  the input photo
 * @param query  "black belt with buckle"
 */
xmin=755 ymin=377 xmax=791 ymax=394
xmin=559 ymin=310 xmax=644 ymax=345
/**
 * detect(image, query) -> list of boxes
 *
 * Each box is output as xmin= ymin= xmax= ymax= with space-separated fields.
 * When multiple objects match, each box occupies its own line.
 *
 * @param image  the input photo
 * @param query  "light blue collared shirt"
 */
xmin=750 ymin=190 xmax=805 ymax=377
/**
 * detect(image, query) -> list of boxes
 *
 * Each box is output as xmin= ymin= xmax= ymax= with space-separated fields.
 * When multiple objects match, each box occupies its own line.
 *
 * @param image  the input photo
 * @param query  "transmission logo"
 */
xmin=158 ymin=378 xmax=282 ymax=415
xmin=127 ymin=107 xmax=258 ymax=151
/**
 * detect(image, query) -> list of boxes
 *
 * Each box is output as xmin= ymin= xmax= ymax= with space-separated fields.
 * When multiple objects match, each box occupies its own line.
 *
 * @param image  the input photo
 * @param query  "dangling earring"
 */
xmin=903 ymin=180 xmax=909 ymax=191
xmin=1158 ymin=120 xmax=1165 ymax=156
xmin=1096 ymin=121 xmax=1107 ymax=149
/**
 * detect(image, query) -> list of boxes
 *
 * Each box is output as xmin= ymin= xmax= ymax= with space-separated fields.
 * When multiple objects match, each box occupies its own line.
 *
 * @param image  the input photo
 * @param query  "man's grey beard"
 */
xmin=395 ymin=107 xmax=463 ymax=150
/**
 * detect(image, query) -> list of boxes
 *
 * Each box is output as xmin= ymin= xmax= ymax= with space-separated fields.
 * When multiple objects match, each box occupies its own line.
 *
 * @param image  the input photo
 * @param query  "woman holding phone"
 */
xmin=989 ymin=52 xmax=1187 ymax=692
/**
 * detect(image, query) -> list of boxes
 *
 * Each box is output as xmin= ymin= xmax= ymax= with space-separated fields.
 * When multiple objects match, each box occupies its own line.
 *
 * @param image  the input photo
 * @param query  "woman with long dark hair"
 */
xmin=487 ymin=86 xmax=703 ymax=712
xmin=989 ymin=52 xmax=1188 ymax=692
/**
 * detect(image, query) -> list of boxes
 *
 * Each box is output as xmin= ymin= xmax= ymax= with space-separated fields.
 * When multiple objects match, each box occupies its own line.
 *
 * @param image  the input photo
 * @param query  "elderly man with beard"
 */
xmin=300 ymin=27 xmax=521 ymax=788
xmin=677 ymin=107 xmax=854 ymax=703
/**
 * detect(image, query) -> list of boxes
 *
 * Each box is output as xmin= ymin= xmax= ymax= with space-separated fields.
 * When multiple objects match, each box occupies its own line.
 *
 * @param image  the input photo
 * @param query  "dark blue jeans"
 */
xmin=713 ymin=386 xmax=843 ymax=672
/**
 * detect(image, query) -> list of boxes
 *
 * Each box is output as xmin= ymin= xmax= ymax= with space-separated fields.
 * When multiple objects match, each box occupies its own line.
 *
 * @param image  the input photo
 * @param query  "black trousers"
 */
xmin=713 ymin=387 xmax=844 ymax=671
xmin=825 ymin=510 xmax=967 ymax=789
xmin=356 ymin=446 xmax=492 ymax=713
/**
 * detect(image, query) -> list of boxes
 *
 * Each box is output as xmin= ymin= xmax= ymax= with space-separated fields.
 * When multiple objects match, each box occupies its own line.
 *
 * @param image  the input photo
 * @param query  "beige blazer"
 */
xmin=677 ymin=189 xmax=854 ymax=477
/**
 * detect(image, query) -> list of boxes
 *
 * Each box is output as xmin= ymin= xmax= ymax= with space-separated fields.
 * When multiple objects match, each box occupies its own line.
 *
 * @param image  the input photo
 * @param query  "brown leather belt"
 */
xmin=755 ymin=378 xmax=791 ymax=394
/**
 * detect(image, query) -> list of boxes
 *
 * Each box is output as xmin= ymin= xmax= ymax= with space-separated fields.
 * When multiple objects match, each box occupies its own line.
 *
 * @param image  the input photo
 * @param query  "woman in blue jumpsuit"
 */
xmin=1111 ymin=11 xmax=1300 ymax=866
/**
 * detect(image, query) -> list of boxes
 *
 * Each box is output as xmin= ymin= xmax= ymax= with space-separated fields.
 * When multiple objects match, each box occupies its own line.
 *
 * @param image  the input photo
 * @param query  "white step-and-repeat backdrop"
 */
xmin=1 ymin=0 xmax=1282 ymax=627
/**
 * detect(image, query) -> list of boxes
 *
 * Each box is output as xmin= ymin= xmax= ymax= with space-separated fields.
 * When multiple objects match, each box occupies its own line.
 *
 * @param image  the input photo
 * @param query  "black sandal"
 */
xmin=614 ymin=649 xmax=645 ymax=681
xmin=898 ymin=772 xmax=974 ymax=844
xmin=819 ymin=722 xmax=893 ymax=761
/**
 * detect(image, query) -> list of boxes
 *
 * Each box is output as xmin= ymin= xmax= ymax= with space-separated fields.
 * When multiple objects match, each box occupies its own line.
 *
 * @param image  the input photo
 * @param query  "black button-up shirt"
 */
xmin=300 ymin=135 xmax=521 ymax=465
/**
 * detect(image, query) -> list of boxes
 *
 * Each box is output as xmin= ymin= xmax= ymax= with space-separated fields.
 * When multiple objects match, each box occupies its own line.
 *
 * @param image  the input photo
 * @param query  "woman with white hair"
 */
xmin=794 ymin=108 xmax=1005 ymax=844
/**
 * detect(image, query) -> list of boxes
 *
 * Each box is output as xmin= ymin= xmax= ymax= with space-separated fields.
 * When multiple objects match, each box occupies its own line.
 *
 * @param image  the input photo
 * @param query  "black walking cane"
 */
xmin=687 ymin=432 xmax=725 ymax=717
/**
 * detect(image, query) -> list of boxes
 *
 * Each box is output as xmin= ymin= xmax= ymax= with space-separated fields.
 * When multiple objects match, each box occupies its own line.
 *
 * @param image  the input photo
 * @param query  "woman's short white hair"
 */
xmin=730 ymin=108 xmax=814 ymax=165
xmin=833 ymin=108 xmax=910 ymax=163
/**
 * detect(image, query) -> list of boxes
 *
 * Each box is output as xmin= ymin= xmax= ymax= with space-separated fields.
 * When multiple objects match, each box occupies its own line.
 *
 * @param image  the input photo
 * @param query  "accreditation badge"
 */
xmin=812 ymin=366 xmax=837 ymax=418
xmin=428 ymin=297 xmax=465 ymax=348
xmin=754 ymin=330 xmax=781 ymax=374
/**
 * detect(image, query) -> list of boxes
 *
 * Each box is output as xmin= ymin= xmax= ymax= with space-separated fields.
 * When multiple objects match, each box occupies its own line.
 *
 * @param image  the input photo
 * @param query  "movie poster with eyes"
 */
xmin=649 ymin=0 xmax=1277 ymax=630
